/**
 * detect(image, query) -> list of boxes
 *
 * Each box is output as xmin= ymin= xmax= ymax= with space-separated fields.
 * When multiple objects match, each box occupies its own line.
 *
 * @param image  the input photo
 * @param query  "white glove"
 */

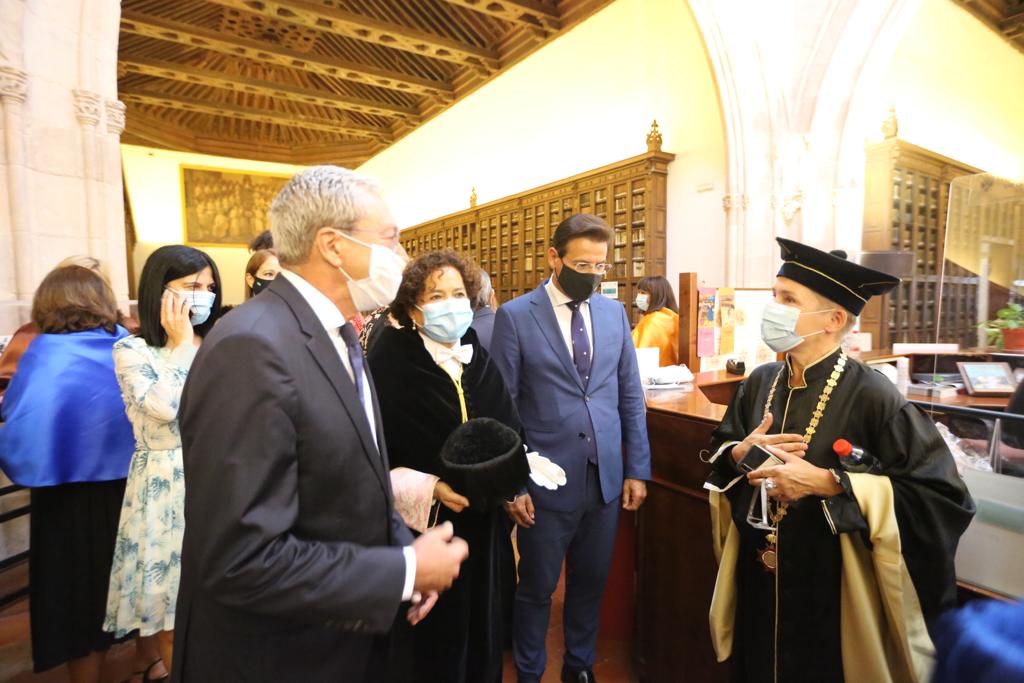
xmin=526 ymin=450 xmax=567 ymax=490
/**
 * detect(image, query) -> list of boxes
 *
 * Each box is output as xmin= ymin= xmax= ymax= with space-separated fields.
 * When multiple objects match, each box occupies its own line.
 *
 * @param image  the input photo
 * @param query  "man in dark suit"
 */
xmin=173 ymin=166 xmax=468 ymax=682
xmin=471 ymin=268 xmax=497 ymax=351
xmin=491 ymin=214 xmax=651 ymax=683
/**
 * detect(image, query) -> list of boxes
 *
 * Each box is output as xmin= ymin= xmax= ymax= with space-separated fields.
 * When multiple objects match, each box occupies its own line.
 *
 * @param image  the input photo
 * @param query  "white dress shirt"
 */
xmin=544 ymin=277 xmax=595 ymax=360
xmin=278 ymin=269 xmax=416 ymax=601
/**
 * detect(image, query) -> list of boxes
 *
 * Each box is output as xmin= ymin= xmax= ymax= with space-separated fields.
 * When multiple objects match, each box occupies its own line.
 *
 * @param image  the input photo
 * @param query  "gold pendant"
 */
xmin=759 ymin=546 xmax=778 ymax=574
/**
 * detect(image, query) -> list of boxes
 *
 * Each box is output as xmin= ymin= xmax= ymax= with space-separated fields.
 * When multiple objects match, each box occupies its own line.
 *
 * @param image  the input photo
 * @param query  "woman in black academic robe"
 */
xmin=368 ymin=250 xmax=522 ymax=683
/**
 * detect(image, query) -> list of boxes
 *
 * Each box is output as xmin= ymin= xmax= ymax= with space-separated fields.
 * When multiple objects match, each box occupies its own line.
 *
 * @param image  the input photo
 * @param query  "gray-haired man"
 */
xmin=174 ymin=165 xmax=468 ymax=682
xmin=471 ymin=268 xmax=498 ymax=351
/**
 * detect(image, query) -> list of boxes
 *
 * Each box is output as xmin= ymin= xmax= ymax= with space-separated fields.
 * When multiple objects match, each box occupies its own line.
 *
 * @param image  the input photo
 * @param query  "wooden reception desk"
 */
xmin=635 ymin=371 xmax=738 ymax=683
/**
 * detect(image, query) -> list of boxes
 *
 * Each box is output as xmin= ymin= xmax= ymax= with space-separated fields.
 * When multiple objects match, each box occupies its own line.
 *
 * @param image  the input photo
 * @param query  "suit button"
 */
xmin=585 ymin=395 xmax=591 ymax=402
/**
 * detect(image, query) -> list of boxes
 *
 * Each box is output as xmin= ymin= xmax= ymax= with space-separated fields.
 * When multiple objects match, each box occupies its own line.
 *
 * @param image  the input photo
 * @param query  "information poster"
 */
xmin=733 ymin=289 xmax=776 ymax=368
xmin=718 ymin=287 xmax=735 ymax=355
xmin=697 ymin=287 xmax=717 ymax=357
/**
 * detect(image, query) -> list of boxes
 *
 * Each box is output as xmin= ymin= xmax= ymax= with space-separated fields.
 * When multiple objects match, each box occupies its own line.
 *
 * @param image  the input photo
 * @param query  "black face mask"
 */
xmin=251 ymin=276 xmax=273 ymax=295
xmin=556 ymin=263 xmax=601 ymax=302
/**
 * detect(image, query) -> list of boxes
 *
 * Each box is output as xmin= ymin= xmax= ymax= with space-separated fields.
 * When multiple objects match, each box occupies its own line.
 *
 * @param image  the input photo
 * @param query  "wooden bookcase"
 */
xmin=401 ymin=136 xmax=674 ymax=325
xmin=861 ymin=137 xmax=981 ymax=348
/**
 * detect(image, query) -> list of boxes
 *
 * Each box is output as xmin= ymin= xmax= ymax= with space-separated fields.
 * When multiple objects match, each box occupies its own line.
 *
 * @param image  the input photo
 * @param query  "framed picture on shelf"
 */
xmin=957 ymin=362 xmax=1017 ymax=396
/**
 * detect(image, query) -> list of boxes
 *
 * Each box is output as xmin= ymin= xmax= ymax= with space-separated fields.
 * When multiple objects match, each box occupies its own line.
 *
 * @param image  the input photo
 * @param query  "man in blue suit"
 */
xmin=491 ymin=214 xmax=651 ymax=683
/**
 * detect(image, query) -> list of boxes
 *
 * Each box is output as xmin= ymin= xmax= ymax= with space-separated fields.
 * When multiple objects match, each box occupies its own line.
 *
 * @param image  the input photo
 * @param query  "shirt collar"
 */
xmin=544 ymin=277 xmax=586 ymax=308
xmin=279 ymin=269 xmax=347 ymax=333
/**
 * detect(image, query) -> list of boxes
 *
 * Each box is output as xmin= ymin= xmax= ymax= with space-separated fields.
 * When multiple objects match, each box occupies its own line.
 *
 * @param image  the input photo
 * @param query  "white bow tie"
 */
xmin=435 ymin=344 xmax=474 ymax=366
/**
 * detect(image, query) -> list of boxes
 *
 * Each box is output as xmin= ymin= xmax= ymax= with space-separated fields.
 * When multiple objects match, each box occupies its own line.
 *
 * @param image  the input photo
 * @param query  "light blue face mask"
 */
xmin=760 ymin=301 xmax=833 ymax=352
xmin=416 ymin=297 xmax=474 ymax=344
xmin=169 ymin=289 xmax=216 ymax=326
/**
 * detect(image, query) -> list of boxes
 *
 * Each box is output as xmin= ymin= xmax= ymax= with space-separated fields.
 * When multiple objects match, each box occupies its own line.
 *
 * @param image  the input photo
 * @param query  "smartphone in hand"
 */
xmin=737 ymin=443 xmax=784 ymax=473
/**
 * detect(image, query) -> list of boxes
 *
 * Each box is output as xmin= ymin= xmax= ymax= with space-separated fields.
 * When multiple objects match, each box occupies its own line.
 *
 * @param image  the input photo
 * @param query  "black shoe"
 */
xmin=560 ymin=664 xmax=597 ymax=683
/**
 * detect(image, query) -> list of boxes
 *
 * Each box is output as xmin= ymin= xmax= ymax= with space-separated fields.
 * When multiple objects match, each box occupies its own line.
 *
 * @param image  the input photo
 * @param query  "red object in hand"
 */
xmin=833 ymin=439 xmax=853 ymax=457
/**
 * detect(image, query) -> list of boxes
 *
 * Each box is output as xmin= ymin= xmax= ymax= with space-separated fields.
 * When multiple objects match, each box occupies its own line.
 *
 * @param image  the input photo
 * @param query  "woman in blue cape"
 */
xmin=0 ymin=265 xmax=137 ymax=681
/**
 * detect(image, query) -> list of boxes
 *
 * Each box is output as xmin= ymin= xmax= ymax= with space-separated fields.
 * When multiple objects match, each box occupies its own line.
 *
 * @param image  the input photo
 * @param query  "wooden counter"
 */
xmin=635 ymin=371 xmax=741 ymax=683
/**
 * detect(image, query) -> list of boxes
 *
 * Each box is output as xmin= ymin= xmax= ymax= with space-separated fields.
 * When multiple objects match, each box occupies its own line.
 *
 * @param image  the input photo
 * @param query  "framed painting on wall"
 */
xmin=180 ymin=165 xmax=291 ymax=246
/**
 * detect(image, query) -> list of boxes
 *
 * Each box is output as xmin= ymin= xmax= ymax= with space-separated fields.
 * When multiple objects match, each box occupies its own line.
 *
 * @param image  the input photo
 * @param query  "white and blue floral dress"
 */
xmin=104 ymin=335 xmax=196 ymax=637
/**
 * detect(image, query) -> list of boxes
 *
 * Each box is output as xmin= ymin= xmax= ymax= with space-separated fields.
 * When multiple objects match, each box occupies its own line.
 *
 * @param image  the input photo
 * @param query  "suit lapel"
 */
xmin=304 ymin=335 xmax=387 ymax=488
xmin=528 ymin=285 xmax=585 ymax=392
xmin=269 ymin=277 xmax=388 ymax=492
xmin=589 ymin=297 xmax=618 ymax=384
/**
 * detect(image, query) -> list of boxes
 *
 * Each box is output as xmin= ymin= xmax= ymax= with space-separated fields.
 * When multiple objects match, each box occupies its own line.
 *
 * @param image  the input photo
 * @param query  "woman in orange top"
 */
xmin=631 ymin=275 xmax=679 ymax=366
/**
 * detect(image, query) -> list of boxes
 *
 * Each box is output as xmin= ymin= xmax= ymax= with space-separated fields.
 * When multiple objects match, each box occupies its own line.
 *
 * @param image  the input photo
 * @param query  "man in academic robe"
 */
xmin=705 ymin=238 xmax=975 ymax=683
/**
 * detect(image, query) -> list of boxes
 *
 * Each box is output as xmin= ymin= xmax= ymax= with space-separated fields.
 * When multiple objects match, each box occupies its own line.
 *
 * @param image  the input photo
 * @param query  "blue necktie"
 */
xmin=567 ymin=301 xmax=597 ymax=465
xmin=339 ymin=322 xmax=366 ymax=405
xmin=567 ymin=301 xmax=591 ymax=387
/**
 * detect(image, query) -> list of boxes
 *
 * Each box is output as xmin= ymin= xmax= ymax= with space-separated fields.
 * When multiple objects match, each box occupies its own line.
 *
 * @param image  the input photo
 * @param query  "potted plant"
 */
xmin=979 ymin=303 xmax=1024 ymax=351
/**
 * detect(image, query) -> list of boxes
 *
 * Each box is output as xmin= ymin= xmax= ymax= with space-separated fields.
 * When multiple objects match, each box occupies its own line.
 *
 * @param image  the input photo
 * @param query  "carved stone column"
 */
xmin=74 ymin=88 xmax=104 ymax=260
xmin=104 ymin=99 xmax=130 ymax=301
xmin=1 ymin=66 xmax=31 ymax=308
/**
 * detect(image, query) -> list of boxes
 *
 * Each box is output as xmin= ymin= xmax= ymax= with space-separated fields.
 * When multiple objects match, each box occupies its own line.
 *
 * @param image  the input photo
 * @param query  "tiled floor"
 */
xmin=0 ymin=562 xmax=636 ymax=683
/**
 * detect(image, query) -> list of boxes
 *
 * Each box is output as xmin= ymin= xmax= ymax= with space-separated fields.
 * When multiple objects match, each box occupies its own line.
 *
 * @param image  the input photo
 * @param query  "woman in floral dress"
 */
xmin=105 ymin=245 xmax=221 ymax=682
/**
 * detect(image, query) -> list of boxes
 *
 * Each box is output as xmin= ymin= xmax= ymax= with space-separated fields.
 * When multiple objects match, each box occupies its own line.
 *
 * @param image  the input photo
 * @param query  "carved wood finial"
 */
xmin=646 ymin=119 xmax=663 ymax=152
xmin=469 ymin=186 xmax=477 ymax=208
xmin=882 ymin=105 xmax=898 ymax=139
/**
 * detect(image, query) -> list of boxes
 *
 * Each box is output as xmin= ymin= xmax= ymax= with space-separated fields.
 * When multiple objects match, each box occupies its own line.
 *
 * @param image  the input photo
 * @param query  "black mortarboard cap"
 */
xmin=776 ymin=238 xmax=900 ymax=316
xmin=438 ymin=417 xmax=529 ymax=509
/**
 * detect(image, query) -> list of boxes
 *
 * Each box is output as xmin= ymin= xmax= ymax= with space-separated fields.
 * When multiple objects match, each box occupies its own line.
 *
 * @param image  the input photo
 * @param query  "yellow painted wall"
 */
xmin=869 ymin=0 xmax=1024 ymax=180
xmin=121 ymin=144 xmax=305 ymax=304
xmin=359 ymin=0 xmax=728 ymax=287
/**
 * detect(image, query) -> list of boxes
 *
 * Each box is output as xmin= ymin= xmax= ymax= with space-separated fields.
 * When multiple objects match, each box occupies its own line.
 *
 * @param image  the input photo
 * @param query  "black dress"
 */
xmin=368 ymin=325 xmax=522 ymax=683
xmin=29 ymin=478 xmax=126 ymax=672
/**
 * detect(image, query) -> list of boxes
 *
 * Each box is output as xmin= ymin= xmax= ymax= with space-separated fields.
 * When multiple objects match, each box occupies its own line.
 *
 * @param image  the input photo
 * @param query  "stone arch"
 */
xmin=687 ymin=0 xmax=922 ymax=286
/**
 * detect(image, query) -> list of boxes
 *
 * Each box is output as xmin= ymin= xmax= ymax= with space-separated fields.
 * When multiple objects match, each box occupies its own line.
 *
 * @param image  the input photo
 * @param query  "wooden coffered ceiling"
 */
xmin=117 ymin=0 xmax=612 ymax=165
xmin=953 ymin=0 xmax=1024 ymax=55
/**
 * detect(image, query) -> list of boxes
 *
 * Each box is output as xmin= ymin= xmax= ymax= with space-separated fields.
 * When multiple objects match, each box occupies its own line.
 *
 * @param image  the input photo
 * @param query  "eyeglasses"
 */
xmin=566 ymin=261 xmax=611 ymax=275
xmin=329 ymin=225 xmax=401 ymax=248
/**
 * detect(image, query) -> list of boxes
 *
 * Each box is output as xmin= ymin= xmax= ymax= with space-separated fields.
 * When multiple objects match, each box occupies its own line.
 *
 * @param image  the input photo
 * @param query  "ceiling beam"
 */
xmin=208 ymin=0 xmax=499 ymax=72
xmin=119 ymin=56 xmax=419 ymax=121
xmin=124 ymin=108 xmax=375 ymax=164
xmin=120 ymin=89 xmax=392 ymax=141
xmin=440 ymin=0 xmax=560 ymax=32
xmin=1002 ymin=10 xmax=1024 ymax=40
xmin=120 ymin=11 xmax=452 ymax=99
xmin=124 ymin=115 xmax=199 ymax=150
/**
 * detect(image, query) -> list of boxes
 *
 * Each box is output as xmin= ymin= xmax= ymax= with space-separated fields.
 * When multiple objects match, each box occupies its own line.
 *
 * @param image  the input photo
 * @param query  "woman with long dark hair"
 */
xmin=104 ymin=245 xmax=221 ymax=682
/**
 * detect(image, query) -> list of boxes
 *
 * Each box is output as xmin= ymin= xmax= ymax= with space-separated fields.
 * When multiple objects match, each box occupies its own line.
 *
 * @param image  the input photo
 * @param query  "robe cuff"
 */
xmin=704 ymin=441 xmax=744 ymax=493
xmin=390 ymin=467 xmax=440 ymax=534
xmin=820 ymin=468 xmax=869 ymax=535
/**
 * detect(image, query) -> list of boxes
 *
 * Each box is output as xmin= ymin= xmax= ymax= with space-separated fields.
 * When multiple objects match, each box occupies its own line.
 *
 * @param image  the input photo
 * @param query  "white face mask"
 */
xmin=636 ymin=293 xmax=650 ymax=312
xmin=333 ymin=231 xmax=407 ymax=312
xmin=760 ymin=301 xmax=834 ymax=353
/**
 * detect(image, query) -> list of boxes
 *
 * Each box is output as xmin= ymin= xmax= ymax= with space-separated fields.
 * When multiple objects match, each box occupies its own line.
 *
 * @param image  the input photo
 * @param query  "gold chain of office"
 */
xmin=756 ymin=350 xmax=848 ymax=572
